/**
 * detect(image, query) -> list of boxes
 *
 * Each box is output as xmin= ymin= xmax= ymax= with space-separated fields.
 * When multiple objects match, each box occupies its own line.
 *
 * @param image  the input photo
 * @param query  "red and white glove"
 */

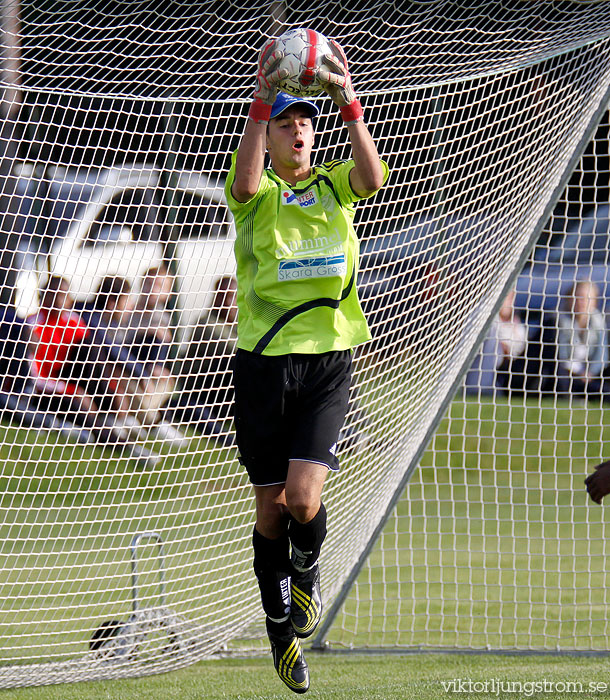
xmin=248 ymin=38 xmax=289 ymax=124
xmin=317 ymin=39 xmax=363 ymax=124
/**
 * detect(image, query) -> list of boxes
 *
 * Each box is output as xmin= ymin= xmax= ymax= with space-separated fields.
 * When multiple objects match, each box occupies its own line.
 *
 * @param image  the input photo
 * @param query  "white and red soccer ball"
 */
xmin=275 ymin=28 xmax=333 ymax=97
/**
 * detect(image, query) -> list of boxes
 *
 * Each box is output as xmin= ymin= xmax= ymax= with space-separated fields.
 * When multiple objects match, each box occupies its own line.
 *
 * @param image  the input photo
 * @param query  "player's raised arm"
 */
xmin=318 ymin=40 xmax=386 ymax=197
xmin=232 ymin=39 xmax=289 ymax=203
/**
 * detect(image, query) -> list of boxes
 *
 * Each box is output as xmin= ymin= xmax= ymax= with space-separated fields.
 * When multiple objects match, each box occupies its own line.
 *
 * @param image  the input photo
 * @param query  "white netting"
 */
xmin=10 ymin=1 xmax=610 ymax=99
xmin=1 ymin=0 xmax=610 ymax=688
xmin=328 ymin=106 xmax=610 ymax=652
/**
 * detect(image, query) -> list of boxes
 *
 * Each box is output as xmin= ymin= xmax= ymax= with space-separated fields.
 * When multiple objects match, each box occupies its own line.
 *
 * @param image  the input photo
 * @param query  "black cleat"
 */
xmin=290 ymin=564 xmax=322 ymax=639
xmin=266 ymin=618 xmax=310 ymax=694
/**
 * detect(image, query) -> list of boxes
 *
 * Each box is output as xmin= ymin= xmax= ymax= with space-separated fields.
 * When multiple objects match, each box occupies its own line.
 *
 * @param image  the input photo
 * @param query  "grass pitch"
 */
xmin=2 ymin=395 xmax=610 ymax=697
xmin=5 ymin=652 xmax=610 ymax=699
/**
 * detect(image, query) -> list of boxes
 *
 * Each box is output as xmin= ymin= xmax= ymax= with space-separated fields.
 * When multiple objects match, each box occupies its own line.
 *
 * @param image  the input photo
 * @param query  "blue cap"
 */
xmin=270 ymin=92 xmax=320 ymax=120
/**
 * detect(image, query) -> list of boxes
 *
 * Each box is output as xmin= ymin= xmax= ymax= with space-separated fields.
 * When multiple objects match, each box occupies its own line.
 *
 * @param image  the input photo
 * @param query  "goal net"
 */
xmin=1 ymin=0 xmax=610 ymax=687
xmin=323 ymin=105 xmax=610 ymax=653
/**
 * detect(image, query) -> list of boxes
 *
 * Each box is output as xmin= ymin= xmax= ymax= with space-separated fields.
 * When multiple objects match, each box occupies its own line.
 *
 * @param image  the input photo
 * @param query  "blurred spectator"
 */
xmin=171 ymin=275 xmax=237 ymax=438
xmin=81 ymin=276 xmax=188 ymax=448
xmin=0 ymin=302 xmax=88 ymax=439
xmin=464 ymin=289 xmax=528 ymax=395
xmin=0 ymin=305 xmax=30 ymax=398
xmin=27 ymin=276 xmax=162 ymax=466
xmin=27 ymin=276 xmax=130 ymax=444
xmin=128 ymin=263 xmax=175 ymax=372
xmin=542 ymin=280 xmax=609 ymax=400
xmin=123 ymin=264 xmax=187 ymax=440
xmin=77 ymin=276 xmax=148 ymax=439
xmin=77 ymin=276 xmax=146 ymax=391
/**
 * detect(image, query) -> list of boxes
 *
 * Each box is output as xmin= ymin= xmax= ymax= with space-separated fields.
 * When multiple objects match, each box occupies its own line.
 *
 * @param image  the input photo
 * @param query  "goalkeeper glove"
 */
xmin=249 ymin=38 xmax=288 ymax=124
xmin=318 ymin=39 xmax=363 ymax=124
xmin=585 ymin=459 xmax=610 ymax=504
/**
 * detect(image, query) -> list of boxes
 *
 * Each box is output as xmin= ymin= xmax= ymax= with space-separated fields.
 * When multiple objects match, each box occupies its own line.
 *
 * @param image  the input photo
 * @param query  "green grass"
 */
xmin=328 ymin=395 xmax=610 ymax=651
xmin=0 ymin=421 xmax=256 ymax=664
xmin=4 ymin=653 xmax=610 ymax=699
xmin=2 ymin=394 xmax=610 ymax=696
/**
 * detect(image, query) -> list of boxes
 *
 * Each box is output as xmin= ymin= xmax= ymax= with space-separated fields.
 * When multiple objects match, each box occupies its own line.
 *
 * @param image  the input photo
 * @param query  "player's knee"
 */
xmin=255 ymin=498 xmax=288 ymax=538
xmin=285 ymin=494 xmax=319 ymax=524
xmin=285 ymin=461 xmax=327 ymax=523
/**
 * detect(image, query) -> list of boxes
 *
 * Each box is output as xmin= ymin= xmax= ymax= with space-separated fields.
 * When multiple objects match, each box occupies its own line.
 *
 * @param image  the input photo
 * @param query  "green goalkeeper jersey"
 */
xmin=225 ymin=152 xmax=389 ymax=355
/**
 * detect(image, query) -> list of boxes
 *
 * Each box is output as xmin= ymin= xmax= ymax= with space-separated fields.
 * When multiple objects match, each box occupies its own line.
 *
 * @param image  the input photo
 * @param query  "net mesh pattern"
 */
xmin=0 ymin=0 xmax=610 ymax=687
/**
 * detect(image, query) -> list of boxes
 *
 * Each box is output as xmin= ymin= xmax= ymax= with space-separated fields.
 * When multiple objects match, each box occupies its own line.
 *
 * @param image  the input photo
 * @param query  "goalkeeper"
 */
xmin=225 ymin=36 xmax=388 ymax=694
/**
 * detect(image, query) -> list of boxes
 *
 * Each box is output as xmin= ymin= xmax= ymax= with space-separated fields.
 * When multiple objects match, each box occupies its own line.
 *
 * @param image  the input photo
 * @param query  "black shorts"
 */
xmin=232 ymin=349 xmax=352 ymax=487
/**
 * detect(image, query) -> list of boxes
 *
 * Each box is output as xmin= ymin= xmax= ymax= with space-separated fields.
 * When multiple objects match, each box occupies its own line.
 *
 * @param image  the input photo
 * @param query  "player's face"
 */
xmin=267 ymin=107 xmax=314 ymax=176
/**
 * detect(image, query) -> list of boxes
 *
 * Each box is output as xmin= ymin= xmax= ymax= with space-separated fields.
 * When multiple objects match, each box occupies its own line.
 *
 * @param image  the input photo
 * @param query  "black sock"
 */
xmin=288 ymin=502 xmax=327 ymax=573
xmin=252 ymin=526 xmax=291 ymax=622
xmin=266 ymin=617 xmax=292 ymax=637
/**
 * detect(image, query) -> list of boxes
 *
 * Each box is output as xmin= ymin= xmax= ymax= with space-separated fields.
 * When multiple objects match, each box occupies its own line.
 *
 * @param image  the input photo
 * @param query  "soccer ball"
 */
xmin=276 ymin=28 xmax=331 ymax=97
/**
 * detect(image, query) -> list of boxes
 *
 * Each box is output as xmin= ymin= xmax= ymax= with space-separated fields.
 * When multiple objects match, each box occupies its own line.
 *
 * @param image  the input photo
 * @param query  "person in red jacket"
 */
xmin=29 ymin=276 xmax=99 ymax=420
xmin=28 ymin=275 xmax=158 ymax=466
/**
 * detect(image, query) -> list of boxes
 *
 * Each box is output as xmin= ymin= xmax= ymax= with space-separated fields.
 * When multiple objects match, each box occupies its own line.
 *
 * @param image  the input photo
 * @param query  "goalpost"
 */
xmin=1 ymin=0 xmax=610 ymax=687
